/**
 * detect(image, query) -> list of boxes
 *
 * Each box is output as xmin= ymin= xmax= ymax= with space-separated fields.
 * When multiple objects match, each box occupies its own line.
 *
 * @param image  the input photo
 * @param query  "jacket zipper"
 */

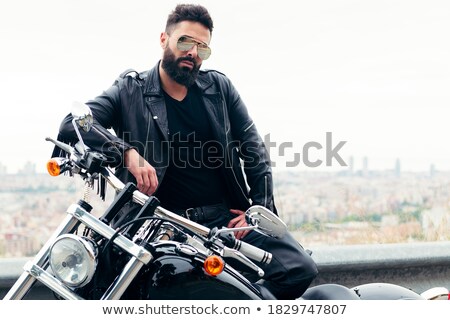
xmin=264 ymin=175 xmax=268 ymax=208
xmin=244 ymin=122 xmax=254 ymax=132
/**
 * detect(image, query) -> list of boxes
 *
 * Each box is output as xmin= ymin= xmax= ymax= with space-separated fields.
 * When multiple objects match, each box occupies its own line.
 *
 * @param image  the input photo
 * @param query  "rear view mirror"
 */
xmin=71 ymin=101 xmax=93 ymax=133
xmin=245 ymin=205 xmax=287 ymax=239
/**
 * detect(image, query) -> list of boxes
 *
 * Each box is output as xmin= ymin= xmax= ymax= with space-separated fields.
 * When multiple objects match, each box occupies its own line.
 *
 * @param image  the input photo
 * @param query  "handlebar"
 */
xmin=100 ymin=167 xmax=211 ymax=236
xmin=99 ymin=166 xmax=272 ymax=265
xmin=46 ymin=137 xmax=273 ymax=268
xmin=232 ymin=239 xmax=272 ymax=264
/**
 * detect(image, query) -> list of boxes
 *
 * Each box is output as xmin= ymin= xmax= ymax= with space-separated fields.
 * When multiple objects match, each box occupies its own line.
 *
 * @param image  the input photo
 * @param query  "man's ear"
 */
xmin=160 ymin=32 xmax=168 ymax=49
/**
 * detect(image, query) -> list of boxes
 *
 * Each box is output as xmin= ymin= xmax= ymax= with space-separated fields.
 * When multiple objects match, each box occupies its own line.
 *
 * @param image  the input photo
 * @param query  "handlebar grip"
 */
xmin=232 ymin=239 xmax=272 ymax=264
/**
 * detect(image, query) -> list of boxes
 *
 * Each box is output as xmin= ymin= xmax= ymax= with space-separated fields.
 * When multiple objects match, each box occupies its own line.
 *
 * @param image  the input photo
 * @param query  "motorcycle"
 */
xmin=3 ymin=103 xmax=449 ymax=300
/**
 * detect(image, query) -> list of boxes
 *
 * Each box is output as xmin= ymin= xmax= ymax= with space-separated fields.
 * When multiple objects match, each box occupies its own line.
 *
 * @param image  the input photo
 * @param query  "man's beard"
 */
xmin=161 ymin=47 xmax=201 ymax=87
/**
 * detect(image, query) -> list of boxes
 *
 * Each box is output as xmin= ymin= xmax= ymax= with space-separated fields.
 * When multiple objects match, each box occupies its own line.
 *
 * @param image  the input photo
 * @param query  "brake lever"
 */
xmin=45 ymin=137 xmax=75 ymax=155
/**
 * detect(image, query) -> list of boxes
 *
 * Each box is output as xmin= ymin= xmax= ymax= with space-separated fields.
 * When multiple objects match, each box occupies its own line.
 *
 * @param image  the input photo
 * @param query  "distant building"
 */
xmin=362 ymin=156 xmax=369 ymax=177
xmin=348 ymin=156 xmax=354 ymax=175
xmin=0 ymin=162 xmax=6 ymax=175
xmin=421 ymin=206 xmax=450 ymax=241
xmin=395 ymin=158 xmax=401 ymax=177
xmin=430 ymin=164 xmax=436 ymax=178
xmin=18 ymin=161 xmax=36 ymax=175
xmin=1 ymin=232 xmax=38 ymax=257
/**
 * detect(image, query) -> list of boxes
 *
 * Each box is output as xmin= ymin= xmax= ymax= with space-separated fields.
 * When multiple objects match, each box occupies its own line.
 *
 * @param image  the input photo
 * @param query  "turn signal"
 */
xmin=204 ymin=255 xmax=224 ymax=276
xmin=47 ymin=159 xmax=62 ymax=176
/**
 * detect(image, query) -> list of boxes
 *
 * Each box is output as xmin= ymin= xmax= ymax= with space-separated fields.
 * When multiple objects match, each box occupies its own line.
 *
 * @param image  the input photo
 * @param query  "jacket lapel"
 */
xmin=197 ymin=73 xmax=228 ymax=142
xmin=142 ymin=62 xmax=228 ymax=143
xmin=143 ymin=62 xmax=169 ymax=141
xmin=202 ymin=93 xmax=226 ymax=142
xmin=147 ymin=97 xmax=169 ymax=141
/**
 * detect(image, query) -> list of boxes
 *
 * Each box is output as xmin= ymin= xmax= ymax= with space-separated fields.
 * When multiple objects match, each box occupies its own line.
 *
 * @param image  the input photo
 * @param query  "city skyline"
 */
xmin=2 ymin=159 xmax=450 ymax=258
xmin=0 ymin=155 xmax=444 ymax=175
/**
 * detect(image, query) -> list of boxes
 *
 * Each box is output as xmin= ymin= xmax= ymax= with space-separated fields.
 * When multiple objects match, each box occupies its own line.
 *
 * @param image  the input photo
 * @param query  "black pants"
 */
xmin=201 ymin=211 xmax=319 ymax=300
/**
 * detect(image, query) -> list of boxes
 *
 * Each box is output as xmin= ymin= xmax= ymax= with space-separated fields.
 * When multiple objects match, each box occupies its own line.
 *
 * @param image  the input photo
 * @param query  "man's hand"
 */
xmin=228 ymin=209 xmax=250 ymax=240
xmin=124 ymin=148 xmax=158 ymax=195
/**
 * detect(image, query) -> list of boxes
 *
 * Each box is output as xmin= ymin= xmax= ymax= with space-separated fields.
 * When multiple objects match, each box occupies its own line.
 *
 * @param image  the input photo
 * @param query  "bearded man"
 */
xmin=55 ymin=4 xmax=318 ymax=299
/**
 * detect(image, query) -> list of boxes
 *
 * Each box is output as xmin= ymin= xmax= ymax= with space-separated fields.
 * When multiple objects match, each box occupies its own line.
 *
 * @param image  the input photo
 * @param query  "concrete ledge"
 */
xmin=310 ymin=241 xmax=450 ymax=293
xmin=0 ymin=258 xmax=28 ymax=287
xmin=2 ymin=241 xmax=450 ymax=299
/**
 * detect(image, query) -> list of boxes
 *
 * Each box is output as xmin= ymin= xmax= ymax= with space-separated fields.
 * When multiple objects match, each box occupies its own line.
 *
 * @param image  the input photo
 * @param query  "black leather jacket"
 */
xmin=56 ymin=61 xmax=275 ymax=212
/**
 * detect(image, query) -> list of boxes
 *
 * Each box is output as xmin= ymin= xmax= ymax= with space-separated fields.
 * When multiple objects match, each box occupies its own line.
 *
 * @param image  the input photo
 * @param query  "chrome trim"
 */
xmin=99 ymin=167 xmax=212 ymax=238
xmin=421 ymin=287 xmax=449 ymax=300
xmin=154 ymin=206 xmax=210 ymax=237
xmin=49 ymin=234 xmax=98 ymax=288
xmin=66 ymin=203 xmax=153 ymax=264
xmin=3 ymin=214 xmax=79 ymax=300
xmin=102 ymin=257 xmax=145 ymax=300
xmin=23 ymin=262 xmax=83 ymax=300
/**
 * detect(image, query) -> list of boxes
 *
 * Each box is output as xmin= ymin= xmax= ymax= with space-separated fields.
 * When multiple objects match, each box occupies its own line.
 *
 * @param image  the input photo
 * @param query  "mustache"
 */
xmin=177 ymin=56 xmax=197 ymax=68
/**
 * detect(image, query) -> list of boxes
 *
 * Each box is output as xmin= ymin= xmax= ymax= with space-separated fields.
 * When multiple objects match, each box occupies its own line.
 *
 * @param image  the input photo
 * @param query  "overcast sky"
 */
xmin=1 ymin=0 xmax=449 ymax=173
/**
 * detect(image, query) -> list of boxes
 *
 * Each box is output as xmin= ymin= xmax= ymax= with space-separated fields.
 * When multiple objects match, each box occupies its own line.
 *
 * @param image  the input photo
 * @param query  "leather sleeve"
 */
xmin=53 ymin=79 xmax=135 ymax=167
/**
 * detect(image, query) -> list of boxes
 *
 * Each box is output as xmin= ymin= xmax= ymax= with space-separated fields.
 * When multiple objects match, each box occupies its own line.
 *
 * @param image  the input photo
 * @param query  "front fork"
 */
xmin=3 ymin=195 xmax=154 ymax=300
xmin=3 ymin=213 xmax=80 ymax=300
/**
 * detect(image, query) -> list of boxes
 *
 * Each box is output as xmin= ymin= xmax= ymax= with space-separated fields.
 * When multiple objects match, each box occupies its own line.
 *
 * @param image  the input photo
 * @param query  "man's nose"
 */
xmin=186 ymin=44 xmax=199 ymax=58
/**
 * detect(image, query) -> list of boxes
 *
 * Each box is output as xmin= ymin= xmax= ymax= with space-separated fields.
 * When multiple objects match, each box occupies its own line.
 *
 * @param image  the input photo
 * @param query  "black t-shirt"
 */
xmin=154 ymin=87 xmax=227 ymax=210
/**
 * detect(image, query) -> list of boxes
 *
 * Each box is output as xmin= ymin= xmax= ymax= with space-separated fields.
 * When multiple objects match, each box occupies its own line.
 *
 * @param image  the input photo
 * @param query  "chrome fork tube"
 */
xmin=3 ymin=214 xmax=80 ymax=300
xmin=102 ymin=257 xmax=146 ymax=300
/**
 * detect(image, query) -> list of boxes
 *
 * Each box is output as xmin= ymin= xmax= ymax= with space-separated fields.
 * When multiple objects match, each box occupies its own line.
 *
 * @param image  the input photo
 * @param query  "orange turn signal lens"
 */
xmin=204 ymin=255 xmax=225 ymax=276
xmin=47 ymin=159 xmax=62 ymax=176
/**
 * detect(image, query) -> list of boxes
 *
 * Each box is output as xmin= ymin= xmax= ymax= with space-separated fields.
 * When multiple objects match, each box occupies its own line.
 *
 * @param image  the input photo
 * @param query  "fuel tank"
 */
xmin=129 ymin=242 xmax=264 ymax=300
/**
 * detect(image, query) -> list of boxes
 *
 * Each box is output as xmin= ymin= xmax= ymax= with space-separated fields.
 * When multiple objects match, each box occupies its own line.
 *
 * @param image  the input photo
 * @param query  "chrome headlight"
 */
xmin=49 ymin=234 xmax=98 ymax=288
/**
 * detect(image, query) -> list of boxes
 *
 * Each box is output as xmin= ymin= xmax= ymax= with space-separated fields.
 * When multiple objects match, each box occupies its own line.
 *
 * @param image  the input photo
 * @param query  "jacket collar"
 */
xmin=143 ymin=60 xmax=214 ymax=96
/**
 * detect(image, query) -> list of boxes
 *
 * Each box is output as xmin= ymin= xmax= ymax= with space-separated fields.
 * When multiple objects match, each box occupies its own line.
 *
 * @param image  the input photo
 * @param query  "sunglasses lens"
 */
xmin=177 ymin=38 xmax=195 ymax=51
xmin=198 ymin=47 xmax=211 ymax=60
xmin=177 ymin=37 xmax=211 ymax=60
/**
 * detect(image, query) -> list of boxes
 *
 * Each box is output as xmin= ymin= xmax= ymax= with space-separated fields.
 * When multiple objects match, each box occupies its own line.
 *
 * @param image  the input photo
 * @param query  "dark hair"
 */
xmin=165 ymin=4 xmax=214 ymax=34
